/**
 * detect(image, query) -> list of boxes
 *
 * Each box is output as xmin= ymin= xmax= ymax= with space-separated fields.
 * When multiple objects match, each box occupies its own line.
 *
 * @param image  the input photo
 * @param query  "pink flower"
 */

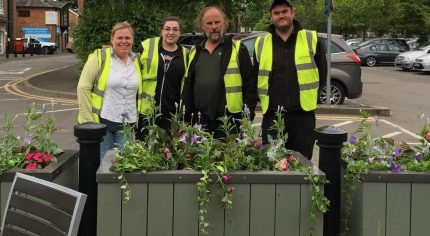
xmin=43 ymin=154 xmax=51 ymax=162
xmin=223 ymin=174 xmax=231 ymax=184
xmin=275 ymin=158 xmax=289 ymax=171
xmin=251 ymin=139 xmax=264 ymax=150
xmin=164 ymin=147 xmax=172 ymax=160
xmin=26 ymin=163 xmax=37 ymax=170
xmin=425 ymin=132 xmax=430 ymax=142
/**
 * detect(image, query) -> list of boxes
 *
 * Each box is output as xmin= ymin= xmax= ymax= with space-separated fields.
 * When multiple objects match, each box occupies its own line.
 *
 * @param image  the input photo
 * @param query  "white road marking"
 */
xmin=0 ymin=98 xmax=29 ymax=102
xmin=382 ymin=131 xmax=402 ymax=138
xmin=332 ymin=121 xmax=354 ymax=127
xmin=380 ymin=119 xmax=422 ymax=139
xmin=0 ymin=78 xmax=20 ymax=81
xmin=15 ymin=107 xmax=78 ymax=116
xmin=0 ymin=68 xmax=31 ymax=75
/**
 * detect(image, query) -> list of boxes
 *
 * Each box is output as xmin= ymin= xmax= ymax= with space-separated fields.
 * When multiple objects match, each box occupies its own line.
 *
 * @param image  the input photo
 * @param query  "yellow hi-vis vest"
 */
xmin=139 ymin=37 xmax=188 ymax=115
xmin=254 ymin=30 xmax=319 ymax=114
xmin=184 ymin=40 xmax=243 ymax=113
xmin=77 ymin=47 xmax=143 ymax=124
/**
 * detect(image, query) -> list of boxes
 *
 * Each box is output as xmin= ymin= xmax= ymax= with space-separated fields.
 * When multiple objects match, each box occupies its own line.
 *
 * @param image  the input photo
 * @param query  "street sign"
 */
xmin=324 ymin=0 xmax=333 ymax=16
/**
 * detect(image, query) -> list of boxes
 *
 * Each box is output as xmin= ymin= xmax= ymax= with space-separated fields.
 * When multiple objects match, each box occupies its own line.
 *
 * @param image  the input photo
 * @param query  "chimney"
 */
xmin=78 ymin=0 xmax=84 ymax=14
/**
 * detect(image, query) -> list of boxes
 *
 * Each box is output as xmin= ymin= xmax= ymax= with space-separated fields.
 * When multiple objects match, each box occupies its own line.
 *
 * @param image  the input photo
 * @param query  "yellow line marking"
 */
xmin=4 ymin=66 xmax=77 ymax=105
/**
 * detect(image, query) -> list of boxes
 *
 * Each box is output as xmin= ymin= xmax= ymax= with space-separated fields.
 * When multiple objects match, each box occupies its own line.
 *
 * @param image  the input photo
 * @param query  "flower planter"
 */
xmin=341 ymin=167 xmax=430 ymax=236
xmin=0 ymin=149 xmax=79 ymax=221
xmin=96 ymin=151 xmax=325 ymax=236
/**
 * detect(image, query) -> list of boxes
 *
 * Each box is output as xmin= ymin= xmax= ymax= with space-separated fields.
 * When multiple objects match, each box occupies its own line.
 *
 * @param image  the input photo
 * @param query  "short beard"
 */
xmin=206 ymin=29 xmax=223 ymax=43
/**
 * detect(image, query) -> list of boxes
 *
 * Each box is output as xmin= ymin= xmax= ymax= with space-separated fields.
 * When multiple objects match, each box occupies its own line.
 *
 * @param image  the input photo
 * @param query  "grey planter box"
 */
xmin=97 ymin=151 xmax=325 ymax=236
xmin=341 ymin=168 xmax=430 ymax=236
xmin=0 ymin=149 xmax=79 ymax=221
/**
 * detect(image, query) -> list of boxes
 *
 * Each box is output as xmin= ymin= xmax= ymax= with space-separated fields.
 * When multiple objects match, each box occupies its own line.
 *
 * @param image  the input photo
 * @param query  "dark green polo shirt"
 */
xmin=193 ymin=44 xmax=223 ymax=120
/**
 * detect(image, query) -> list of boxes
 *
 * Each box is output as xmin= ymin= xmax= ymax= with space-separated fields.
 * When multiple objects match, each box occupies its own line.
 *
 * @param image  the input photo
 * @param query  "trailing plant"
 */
xmin=111 ymin=105 xmax=329 ymax=236
xmin=340 ymin=111 xmax=430 ymax=235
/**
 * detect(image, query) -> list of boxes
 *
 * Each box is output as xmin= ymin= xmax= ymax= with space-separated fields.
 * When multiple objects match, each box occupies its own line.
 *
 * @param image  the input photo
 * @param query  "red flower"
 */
xmin=425 ymin=132 xmax=430 ymax=142
xmin=32 ymin=152 xmax=43 ymax=162
xmin=228 ymin=187 xmax=234 ymax=193
xmin=25 ymin=152 xmax=34 ymax=160
xmin=289 ymin=154 xmax=295 ymax=161
xmin=275 ymin=158 xmax=289 ymax=171
xmin=223 ymin=174 xmax=231 ymax=184
xmin=26 ymin=163 xmax=37 ymax=170
xmin=43 ymin=154 xmax=51 ymax=162
xmin=251 ymin=139 xmax=264 ymax=150
xmin=186 ymin=152 xmax=193 ymax=160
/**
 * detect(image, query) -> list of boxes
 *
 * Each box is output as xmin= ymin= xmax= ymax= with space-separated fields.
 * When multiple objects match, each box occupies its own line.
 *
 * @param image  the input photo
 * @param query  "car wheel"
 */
xmin=318 ymin=81 xmax=346 ymax=105
xmin=41 ymin=47 xmax=48 ymax=55
xmin=401 ymin=68 xmax=410 ymax=71
xmin=365 ymin=56 xmax=377 ymax=66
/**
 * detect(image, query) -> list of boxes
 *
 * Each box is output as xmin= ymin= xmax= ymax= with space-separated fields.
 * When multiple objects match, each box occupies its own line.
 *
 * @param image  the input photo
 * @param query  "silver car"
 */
xmin=413 ymin=54 xmax=430 ymax=72
xmin=394 ymin=44 xmax=430 ymax=70
xmin=241 ymin=32 xmax=363 ymax=105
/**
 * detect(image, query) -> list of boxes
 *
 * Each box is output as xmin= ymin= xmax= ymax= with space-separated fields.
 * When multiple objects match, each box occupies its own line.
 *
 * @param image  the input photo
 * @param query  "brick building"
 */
xmin=15 ymin=0 xmax=70 ymax=51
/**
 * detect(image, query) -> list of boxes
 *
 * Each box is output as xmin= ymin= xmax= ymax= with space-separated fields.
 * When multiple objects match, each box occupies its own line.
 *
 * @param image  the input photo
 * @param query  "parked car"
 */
xmin=17 ymin=37 xmax=57 ymax=54
xmin=240 ymin=32 xmax=362 ymax=105
xmin=352 ymin=38 xmax=410 ymax=51
xmin=394 ymin=43 xmax=430 ymax=70
xmin=179 ymin=33 xmax=204 ymax=49
xmin=413 ymin=54 xmax=430 ymax=72
xmin=346 ymin=38 xmax=363 ymax=47
xmin=354 ymin=43 xmax=406 ymax=66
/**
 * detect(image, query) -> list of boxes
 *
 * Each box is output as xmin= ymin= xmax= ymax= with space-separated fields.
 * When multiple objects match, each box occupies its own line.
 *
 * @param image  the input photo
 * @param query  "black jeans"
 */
xmin=261 ymin=110 xmax=316 ymax=159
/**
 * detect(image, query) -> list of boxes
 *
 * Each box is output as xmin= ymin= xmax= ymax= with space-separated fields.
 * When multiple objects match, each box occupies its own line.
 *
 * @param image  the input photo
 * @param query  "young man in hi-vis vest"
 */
xmin=181 ymin=6 xmax=257 ymax=139
xmin=253 ymin=0 xmax=327 ymax=159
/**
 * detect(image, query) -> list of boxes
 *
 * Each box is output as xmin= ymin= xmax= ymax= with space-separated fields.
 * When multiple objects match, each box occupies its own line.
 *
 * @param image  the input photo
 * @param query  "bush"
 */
xmin=73 ymin=2 xmax=165 ymax=63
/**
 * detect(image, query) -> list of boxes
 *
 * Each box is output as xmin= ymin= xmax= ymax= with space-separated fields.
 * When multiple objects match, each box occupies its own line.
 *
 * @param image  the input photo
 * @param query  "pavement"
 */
xmin=3 ymin=54 xmax=391 ymax=116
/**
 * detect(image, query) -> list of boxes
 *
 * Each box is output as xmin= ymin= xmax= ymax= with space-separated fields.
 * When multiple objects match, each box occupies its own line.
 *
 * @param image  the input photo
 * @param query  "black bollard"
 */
xmin=74 ymin=123 xmax=106 ymax=236
xmin=315 ymin=126 xmax=347 ymax=236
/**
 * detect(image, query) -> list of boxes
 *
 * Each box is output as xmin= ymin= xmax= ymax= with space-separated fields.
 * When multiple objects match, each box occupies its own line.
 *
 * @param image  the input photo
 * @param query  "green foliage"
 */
xmin=340 ymin=111 xmax=430 ymax=235
xmin=73 ymin=2 xmax=164 ymax=63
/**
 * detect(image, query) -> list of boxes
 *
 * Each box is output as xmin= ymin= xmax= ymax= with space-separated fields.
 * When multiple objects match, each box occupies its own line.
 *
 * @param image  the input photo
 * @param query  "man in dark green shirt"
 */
xmin=182 ymin=6 xmax=257 ymax=139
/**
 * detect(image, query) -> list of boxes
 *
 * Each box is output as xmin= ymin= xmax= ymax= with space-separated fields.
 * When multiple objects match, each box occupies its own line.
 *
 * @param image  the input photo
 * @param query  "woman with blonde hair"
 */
xmin=77 ymin=21 xmax=143 ymax=159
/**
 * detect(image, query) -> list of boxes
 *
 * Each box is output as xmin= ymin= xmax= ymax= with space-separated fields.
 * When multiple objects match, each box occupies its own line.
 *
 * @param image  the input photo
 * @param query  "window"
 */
xmin=387 ymin=44 xmax=400 ymax=51
xmin=376 ymin=44 xmax=388 ymax=51
xmin=18 ymin=10 xmax=30 ymax=17
xmin=0 ymin=31 xmax=4 ymax=54
xmin=321 ymin=38 xmax=345 ymax=53
xmin=0 ymin=0 xmax=4 ymax=15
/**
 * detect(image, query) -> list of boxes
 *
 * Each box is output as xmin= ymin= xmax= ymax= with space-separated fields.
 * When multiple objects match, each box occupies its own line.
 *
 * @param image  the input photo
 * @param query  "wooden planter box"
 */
xmin=341 ymin=168 xmax=430 ymax=236
xmin=97 ymin=151 xmax=325 ymax=236
xmin=0 ymin=149 xmax=79 ymax=221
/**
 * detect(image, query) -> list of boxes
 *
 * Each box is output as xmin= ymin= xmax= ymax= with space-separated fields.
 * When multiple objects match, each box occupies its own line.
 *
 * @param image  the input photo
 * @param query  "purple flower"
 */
xmin=387 ymin=156 xmax=394 ymax=165
xmin=197 ymin=136 xmax=206 ymax=144
xmin=392 ymin=163 xmax=402 ymax=173
xmin=23 ymin=137 xmax=32 ymax=145
xmin=193 ymin=123 xmax=202 ymax=130
xmin=120 ymin=112 xmax=130 ymax=120
xmin=348 ymin=136 xmax=357 ymax=145
xmin=415 ymin=153 xmax=423 ymax=161
xmin=378 ymin=156 xmax=385 ymax=162
xmin=191 ymin=134 xmax=198 ymax=144
xmin=393 ymin=148 xmax=400 ymax=158
xmin=367 ymin=157 xmax=374 ymax=164
xmin=179 ymin=133 xmax=188 ymax=144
